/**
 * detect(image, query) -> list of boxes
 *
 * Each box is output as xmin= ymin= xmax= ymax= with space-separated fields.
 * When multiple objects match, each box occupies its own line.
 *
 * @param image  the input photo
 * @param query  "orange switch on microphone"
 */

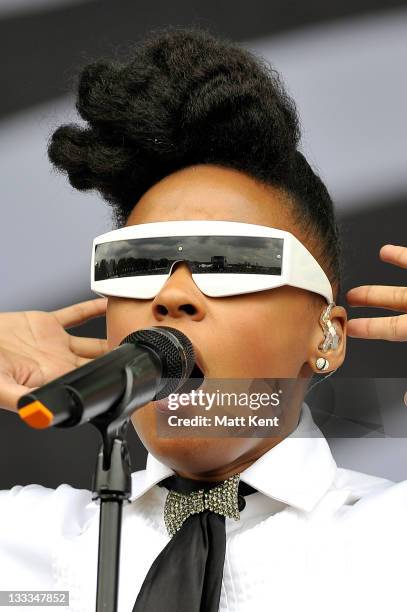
xmin=18 ymin=401 xmax=54 ymax=429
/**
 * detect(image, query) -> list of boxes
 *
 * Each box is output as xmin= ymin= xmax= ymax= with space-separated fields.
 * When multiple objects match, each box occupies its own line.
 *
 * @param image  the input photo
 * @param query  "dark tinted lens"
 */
xmin=94 ymin=235 xmax=283 ymax=281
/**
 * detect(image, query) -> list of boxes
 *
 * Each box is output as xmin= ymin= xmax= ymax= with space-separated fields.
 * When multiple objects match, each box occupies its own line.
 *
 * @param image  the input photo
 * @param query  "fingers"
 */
xmin=379 ymin=244 xmax=407 ymax=269
xmin=68 ymin=335 xmax=109 ymax=359
xmin=346 ymin=314 xmax=407 ymax=341
xmin=346 ymin=285 xmax=407 ymax=312
xmin=51 ymin=297 xmax=108 ymax=329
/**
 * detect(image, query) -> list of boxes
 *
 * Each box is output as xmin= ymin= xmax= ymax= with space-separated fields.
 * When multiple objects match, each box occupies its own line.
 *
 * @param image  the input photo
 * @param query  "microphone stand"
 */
xmin=17 ymin=325 xmax=193 ymax=611
xmin=89 ymin=365 xmax=137 ymax=612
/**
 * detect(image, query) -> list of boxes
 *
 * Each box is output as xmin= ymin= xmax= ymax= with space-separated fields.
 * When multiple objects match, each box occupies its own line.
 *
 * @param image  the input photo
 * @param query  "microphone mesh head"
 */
xmin=119 ymin=326 xmax=195 ymax=399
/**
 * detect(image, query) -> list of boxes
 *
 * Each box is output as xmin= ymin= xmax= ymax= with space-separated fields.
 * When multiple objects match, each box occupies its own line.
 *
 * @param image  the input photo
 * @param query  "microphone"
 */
xmin=17 ymin=326 xmax=198 ymax=429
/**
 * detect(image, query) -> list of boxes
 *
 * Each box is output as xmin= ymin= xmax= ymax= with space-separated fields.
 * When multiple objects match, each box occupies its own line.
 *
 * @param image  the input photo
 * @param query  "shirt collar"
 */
xmin=239 ymin=401 xmax=338 ymax=511
xmin=130 ymin=452 xmax=175 ymax=501
xmin=129 ymin=401 xmax=338 ymax=512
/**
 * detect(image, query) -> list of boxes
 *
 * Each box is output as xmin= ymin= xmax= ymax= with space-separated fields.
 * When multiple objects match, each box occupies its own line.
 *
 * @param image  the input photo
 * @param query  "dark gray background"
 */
xmin=1 ymin=0 xmax=406 ymax=490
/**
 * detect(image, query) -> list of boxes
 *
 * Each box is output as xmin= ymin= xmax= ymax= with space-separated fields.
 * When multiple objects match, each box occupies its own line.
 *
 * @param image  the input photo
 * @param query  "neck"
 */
xmin=174 ymin=436 xmax=285 ymax=482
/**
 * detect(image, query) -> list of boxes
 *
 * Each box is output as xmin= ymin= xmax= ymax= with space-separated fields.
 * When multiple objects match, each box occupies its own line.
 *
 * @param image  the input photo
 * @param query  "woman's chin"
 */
xmin=130 ymin=401 xmax=262 ymax=478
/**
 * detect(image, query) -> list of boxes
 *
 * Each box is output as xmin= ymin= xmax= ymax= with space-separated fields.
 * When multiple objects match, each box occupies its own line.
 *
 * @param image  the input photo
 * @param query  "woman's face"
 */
xmin=106 ymin=164 xmax=347 ymax=480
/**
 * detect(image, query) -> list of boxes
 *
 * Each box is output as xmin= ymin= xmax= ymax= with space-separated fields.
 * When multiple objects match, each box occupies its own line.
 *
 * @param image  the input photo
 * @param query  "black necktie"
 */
xmin=132 ymin=473 xmax=256 ymax=612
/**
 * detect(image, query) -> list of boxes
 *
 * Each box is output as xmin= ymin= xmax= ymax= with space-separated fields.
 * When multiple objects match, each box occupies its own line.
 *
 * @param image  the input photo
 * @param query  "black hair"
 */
xmin=48 ymin=25 xmax=342 ymax=301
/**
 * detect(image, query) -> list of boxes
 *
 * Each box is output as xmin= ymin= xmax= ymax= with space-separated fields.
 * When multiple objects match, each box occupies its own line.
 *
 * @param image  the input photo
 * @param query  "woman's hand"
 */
xmin=0 ymin=298 xmax=108 ymax=412
xmin=346 ymin=245 xmax=407 ymax=341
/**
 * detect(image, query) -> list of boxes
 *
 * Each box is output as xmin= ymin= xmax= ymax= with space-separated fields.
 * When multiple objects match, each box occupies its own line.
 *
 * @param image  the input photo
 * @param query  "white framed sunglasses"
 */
xmin=90 ymin=220 xmax=333 ymax=304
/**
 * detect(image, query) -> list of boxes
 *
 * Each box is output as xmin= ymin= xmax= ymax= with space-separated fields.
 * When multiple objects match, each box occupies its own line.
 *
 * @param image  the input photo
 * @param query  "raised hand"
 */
xmin=0 ymin=298 xmax=108 ymax=412
xmin=346 ymin=245 xmax=407 ymax=341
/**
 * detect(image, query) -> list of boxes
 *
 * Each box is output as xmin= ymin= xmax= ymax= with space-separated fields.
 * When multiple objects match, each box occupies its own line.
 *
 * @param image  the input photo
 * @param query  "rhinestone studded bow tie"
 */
xmin=163 ymin=473 xmax=241 ymax=537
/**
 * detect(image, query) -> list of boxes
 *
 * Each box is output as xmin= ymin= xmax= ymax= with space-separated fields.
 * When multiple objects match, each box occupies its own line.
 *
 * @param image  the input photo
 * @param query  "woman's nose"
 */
xmin=151 ymin=260 xmax=206 ymax=320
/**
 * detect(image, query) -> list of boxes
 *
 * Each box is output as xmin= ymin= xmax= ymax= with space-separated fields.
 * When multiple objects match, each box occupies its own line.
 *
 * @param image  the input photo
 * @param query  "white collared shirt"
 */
xmin=1 ymin=401 xmax=407 ymax=612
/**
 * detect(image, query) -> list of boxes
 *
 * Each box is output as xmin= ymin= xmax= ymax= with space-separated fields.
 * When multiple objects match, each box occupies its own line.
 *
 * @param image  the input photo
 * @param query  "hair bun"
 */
xmin=48 ymin=26 xmax=301 ymax=218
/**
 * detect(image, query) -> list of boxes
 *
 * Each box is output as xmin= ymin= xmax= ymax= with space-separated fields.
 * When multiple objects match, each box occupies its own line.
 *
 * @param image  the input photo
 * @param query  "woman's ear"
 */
xmin=307 ymin=304 xmax=347 ymax=373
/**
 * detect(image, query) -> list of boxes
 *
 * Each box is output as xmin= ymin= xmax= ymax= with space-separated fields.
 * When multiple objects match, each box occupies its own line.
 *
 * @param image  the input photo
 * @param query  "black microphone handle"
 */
xmin=17 ymin=343 xmax=163 ymax=428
